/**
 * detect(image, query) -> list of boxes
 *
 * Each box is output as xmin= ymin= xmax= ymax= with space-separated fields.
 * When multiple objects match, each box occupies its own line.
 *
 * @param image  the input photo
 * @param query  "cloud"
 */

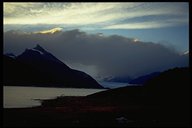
xmin=103 ymin=18 xmax=188 ymax=29
xmin=34 ymin=27 xmax=63 ymax=34
xmin=4 ymin=3 xmax=188 ymax=29
xmin=4 ymin=29 xmax=188 ymax=79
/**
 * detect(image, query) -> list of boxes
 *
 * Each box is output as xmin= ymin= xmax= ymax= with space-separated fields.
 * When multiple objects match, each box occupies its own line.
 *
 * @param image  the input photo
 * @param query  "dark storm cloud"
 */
xmin=4 ymin=29 xmax=188 ymax=78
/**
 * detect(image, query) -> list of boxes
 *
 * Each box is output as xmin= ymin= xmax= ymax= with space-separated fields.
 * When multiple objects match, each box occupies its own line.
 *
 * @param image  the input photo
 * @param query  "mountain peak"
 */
xmin=34 ymin=44 xmax=45 ymax=51
xmin=20 ymin=44 xmax=67 ymax=65
xmin=32 ymin=44 xmax=47 ymax=54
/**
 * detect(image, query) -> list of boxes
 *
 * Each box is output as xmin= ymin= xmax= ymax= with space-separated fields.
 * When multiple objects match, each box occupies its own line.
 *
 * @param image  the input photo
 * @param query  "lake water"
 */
xmin=3 ymin=86 xmax=106 ymax=108
xmin=99 ymin=81 xmax=130 ymax=89
xmin=3 ymin=82 xmax=134 ymax=108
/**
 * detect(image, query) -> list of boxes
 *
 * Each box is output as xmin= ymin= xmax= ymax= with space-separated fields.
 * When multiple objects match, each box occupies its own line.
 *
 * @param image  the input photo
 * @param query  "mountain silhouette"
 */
xmin=103 ymin=76 xmax=132 ymax=83
xmin=88 ymin=67 xmax=190 ymax=105
xmin=129 ymin=72 xmax=161 ymax=84
xmin=104 ymin=72 xmax=161 ymax=84
xmin=87 ymin=67 xmax=190 ymax=126
xmin=4 ymin=44 xmax=103 ymax=88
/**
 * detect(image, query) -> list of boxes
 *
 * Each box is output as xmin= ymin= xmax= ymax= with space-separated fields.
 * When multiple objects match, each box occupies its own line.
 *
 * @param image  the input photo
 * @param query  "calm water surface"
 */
xmin=3 ymin=86 xmax=106 ymax=108
xmin=99 ymin=82 xmax=130 ymax=89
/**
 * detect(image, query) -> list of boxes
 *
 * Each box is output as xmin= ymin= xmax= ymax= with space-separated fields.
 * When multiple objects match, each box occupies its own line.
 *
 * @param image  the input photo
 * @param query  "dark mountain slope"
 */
xmin=3 ymin=45 xmax=103 ymax=88
xmin=88 ymin=67 xmax=190 ymax=104
xmin=129 ymin=72 xmax=160 ymax=84
xmin=3 ymin=55 xmax=53 ymax=86
xmin=144 ymin=67 xmax=190 ymax=105
xmin=87 ymin=67 xmax=190 ymax=126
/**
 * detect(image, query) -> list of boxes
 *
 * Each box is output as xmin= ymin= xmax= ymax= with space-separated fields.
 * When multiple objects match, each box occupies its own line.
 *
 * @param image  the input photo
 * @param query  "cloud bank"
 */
xmin=4 ymin=2 xmax=189 ymax=30
xmin=4 ymin=29 xmax=188 ymax=79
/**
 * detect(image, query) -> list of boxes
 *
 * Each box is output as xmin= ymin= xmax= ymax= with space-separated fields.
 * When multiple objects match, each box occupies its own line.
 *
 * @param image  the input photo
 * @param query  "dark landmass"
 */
xmin=3 ymin=44 xmax=103 ymax=89
xmin=104 ymin=71 xmax=160 ymax=84
xmin=103 ymin=76 xmax=132 ymax=83
xmin=129 ymin=72 xmax=161 ymax=84
xmin=4 ymin=67 xmax=190 ymax=127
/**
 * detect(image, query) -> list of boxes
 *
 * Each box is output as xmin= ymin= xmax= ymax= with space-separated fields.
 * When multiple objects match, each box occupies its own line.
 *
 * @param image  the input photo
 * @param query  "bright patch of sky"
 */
xmin=3 ymin=2 xmax=189 ymax=53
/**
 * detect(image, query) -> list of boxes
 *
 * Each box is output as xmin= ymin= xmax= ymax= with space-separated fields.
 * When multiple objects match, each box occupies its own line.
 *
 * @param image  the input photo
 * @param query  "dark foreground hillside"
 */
xmin=4 ymin=67 xmax=190 ymax=127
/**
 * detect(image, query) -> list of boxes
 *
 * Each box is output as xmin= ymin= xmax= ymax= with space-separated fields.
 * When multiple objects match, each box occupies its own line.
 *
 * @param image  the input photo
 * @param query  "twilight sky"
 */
xmin=4 ymin=2 xmax=189 ymax=52
xmin=3 ymin=2 xmax=189 ymax=80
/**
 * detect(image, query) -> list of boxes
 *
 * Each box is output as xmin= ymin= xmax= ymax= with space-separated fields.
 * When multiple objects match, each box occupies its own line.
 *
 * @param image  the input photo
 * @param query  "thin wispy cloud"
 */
xmin=4 ymin=2 xmax=188 ymax=29
xmin=104 ymin=18 xmax=188 ymax=29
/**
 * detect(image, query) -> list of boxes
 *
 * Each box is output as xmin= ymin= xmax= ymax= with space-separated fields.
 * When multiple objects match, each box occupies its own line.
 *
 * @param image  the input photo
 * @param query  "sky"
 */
xmin=3 ymin=2 xmax=189 ymax=80
xmin=4 ymin=2 xmax=189 ymax=52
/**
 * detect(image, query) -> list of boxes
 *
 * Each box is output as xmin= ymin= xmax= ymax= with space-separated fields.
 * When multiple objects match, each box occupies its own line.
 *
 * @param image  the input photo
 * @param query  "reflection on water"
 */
xmin=3 ymin=86 xmax=106 ymax=108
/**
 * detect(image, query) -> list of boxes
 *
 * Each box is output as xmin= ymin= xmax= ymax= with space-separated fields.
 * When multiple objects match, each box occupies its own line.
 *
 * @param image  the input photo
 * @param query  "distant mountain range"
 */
xmin=87 ymin=67 xmax=190 ymax=125
xmin=3 ymin=44 xmax=103 ymax=89
xmin=88 ymin=67 xmax=190 ymax=106
xmin=103 ymin=76 xmax=132 ymax=83
xmin=129 ymin=72 xmax=161 ymax=84
xmin=89 ymin=67 xmax=190 ymax=104
xmin=104 ymin=72 xmax=161 ymax=84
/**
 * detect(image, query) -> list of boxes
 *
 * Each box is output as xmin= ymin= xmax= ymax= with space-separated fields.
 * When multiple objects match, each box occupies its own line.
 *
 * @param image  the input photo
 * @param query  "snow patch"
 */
xmin=184 ymin=50 xmax=189 ymax=55
xmin=5 ymin=53 xmax=16 ymax=58
xmin=31 ymin=48 xmax=44 ymax=55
